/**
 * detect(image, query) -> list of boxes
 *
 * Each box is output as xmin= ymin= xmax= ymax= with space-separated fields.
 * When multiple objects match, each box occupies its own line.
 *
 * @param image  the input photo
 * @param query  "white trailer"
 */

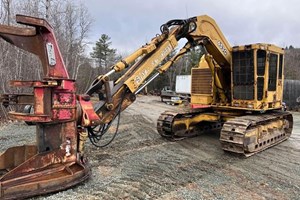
xmin=175 ymin=75 xmax=191 ymax=95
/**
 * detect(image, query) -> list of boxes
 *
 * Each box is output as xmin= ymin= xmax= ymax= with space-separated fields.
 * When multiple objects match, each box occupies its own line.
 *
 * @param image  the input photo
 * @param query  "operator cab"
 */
xmin=231 ymin=43 xmax=284 ymax=111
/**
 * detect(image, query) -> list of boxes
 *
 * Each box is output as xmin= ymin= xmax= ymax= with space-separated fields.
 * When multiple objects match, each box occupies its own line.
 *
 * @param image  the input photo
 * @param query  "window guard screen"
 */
xmin=257 ymin=50 xmax=266 ymax=76
xmin=268 ymin=53 xmax=278 ymax=91
xmin=233 ymin=50 xmax=254 ymax=100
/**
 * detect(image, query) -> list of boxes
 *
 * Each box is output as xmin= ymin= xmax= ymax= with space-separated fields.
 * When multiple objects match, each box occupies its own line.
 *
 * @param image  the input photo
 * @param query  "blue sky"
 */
xmin=81 ymin=0 xmax=300 ymax=55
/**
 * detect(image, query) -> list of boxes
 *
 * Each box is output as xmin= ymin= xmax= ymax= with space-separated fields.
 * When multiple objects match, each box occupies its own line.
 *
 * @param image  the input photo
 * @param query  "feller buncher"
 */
xmin=0 ymin=14 xmax=292 ymax=199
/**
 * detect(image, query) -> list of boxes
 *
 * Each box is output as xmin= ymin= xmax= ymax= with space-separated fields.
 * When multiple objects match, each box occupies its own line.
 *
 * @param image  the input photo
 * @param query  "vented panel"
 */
xmin=191 ymin=68 xmax=212 ymax=95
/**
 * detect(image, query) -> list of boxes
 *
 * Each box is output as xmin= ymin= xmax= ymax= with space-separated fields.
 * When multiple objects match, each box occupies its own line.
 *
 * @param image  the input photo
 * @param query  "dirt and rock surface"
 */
xmin=0 ymin=95 xmax=300 ymax=200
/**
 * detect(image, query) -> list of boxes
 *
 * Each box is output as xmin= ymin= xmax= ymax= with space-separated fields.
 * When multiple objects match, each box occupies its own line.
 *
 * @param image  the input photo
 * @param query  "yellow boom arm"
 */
xmin=85 ymin=15 xmax=232 ymax=126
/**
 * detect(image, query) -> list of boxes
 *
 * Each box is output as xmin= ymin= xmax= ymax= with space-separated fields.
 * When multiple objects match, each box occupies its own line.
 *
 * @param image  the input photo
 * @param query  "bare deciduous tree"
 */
xmin=0 ymin=0 xmax=93 ymax=120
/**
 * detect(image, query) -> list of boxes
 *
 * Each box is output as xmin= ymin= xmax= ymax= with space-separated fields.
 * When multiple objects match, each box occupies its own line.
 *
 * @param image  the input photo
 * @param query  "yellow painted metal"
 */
xmin=124 ymin=33 xmax=178 ymax=92
xmin=118 ymin=15 xmax=233 ymax=94
xmin=173 ymin=113 xmax=220 ymax=131
xmin=231 ymin=43 xmax=284 ymax=111
xmin=245 ymin=119 xmax=284 ymax=139
xmin=191 ymin=95 xmax=213 ymax=105
xmin=78 ymin=130 xmax=88 ymax=156
xmin=112 ymin=33 xmax=168 ymax=72
xmin=204 ymin=54 xmax=227 ymax=103
xmin=93 ymin=15 xmax=288 ymax=134
xmin=112 ymin=43 xmax=157 ymax=72
xmin=187 ymin=15 xmax=232 ymax=106
xmin=158 ymin=43 xmax=192 ymax=73
xmin=191 ymin=53 xmax=227 ymax=105
xmin=189 ymin=15 xmax=231 ymax=67
xmin=191 ymin=56 xmax=213 ymax=105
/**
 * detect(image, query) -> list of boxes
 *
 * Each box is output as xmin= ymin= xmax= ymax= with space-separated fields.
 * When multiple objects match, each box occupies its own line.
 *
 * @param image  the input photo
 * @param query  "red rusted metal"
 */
xmin=190 ymin=104 xmax=212 ymax=109
xmin=78 ymin=95 xmax=101 ymax=127
xmin=8 ymin=111 xmax=51 ymax=122
xmin=0 ymin=15 xmax=69 ymax=79
xmin=0 ymin=15 xmax=90 ymax=199
xmin=10 ymin=80 xmax=58 ymax=87
xmin=0 ymin=147 xmax=90 ymax=199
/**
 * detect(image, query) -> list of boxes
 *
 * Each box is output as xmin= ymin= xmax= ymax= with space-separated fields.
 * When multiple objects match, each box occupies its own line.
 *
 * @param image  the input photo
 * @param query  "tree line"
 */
xmin=284 ymin=46 xmax=300 ymax=80
xmin=0 ymin=0 xmax=92 ymax=119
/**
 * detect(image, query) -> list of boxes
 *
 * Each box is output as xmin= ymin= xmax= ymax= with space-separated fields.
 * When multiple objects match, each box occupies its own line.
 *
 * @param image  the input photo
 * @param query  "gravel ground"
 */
xmin=0 ymin=95 xmax=300 ymax=200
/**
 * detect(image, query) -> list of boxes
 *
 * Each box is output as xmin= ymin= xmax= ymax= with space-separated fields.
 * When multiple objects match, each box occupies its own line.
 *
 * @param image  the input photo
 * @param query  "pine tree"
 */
xmin=90 ymin=34 xmax=116 ymax=72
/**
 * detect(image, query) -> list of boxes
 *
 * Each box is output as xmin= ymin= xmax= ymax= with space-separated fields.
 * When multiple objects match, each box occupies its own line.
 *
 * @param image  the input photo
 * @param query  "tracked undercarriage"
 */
xmin=157 ymin=109 xmax=293 ymax=156
xmin=220 ymin=111 xmax=293 ymax=156
xmin=157 ymin=110 xmax=222 ymax=138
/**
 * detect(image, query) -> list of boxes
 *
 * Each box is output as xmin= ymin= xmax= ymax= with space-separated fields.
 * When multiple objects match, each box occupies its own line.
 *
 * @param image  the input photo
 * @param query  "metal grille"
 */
xmin=191 ymin=68 xmax=212 ymax=95
xmin=233 ymin=85 xmax=254 ymax=100
xmin=233 ymin=50 xmax=254 ymax=100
